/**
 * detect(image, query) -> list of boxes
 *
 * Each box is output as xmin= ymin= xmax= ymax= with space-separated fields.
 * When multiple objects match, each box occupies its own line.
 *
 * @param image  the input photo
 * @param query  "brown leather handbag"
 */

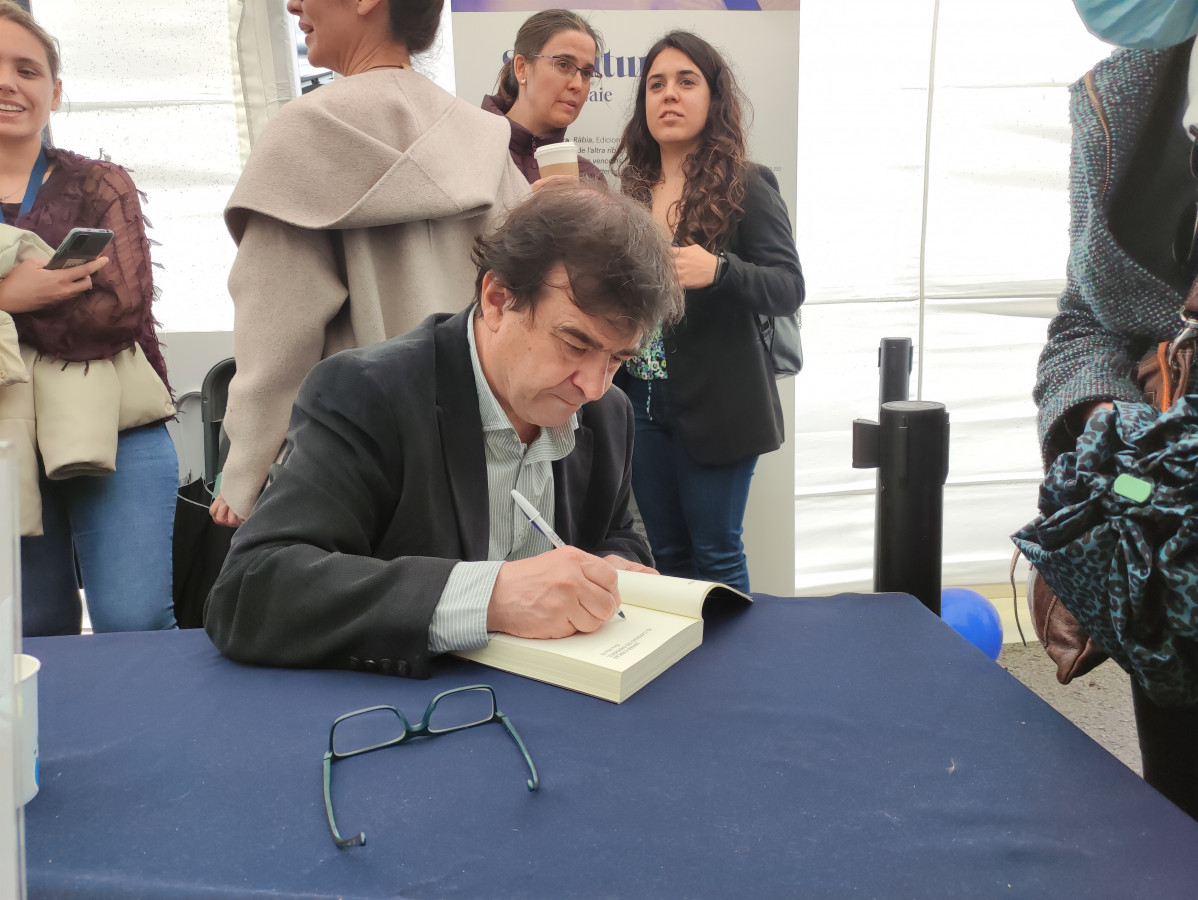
xmin=1018 ymin=556 xmax=1108 ymax=684
xmin=1020 ymin=282 xmax=1198 ymax=684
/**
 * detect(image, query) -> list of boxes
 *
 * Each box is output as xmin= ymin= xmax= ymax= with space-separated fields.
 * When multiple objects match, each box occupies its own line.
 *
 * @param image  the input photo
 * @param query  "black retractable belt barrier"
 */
xmin=852 ymin=343 xmax=950 ymax=614
xmin=879 ymin=337 xmax=913 ymax=405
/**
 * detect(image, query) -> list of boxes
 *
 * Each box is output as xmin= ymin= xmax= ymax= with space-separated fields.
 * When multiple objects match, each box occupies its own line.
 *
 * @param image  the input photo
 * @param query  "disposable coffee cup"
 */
xmin=534 ymin=141 xmax=580 ymax=178
xmin=15 ymin=653 xmax=38 ymax=805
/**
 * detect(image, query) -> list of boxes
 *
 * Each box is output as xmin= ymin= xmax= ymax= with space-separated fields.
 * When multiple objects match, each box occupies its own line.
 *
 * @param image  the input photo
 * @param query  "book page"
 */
xmin=475 ymin=605 xmax=697 ymax=671
xmin=616 ymin=570 xmax=752 ymax=619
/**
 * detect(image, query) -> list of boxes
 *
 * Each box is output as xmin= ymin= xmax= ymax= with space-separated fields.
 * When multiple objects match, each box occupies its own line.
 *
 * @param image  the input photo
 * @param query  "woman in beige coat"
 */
xmin=211 ymin=0 xmax=528 ymax=526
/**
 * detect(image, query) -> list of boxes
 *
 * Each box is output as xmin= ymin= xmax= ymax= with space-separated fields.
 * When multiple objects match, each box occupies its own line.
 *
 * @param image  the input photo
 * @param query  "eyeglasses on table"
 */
xmin=322 ymin=683 xmax=539 ymax=849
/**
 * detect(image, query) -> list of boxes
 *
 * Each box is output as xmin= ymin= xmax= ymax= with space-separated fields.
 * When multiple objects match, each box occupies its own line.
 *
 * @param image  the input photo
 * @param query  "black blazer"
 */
xmin=204 ymin=309 xmax=651 ymax=678
xmin=621 ymin=164 xmax=805 ymax=465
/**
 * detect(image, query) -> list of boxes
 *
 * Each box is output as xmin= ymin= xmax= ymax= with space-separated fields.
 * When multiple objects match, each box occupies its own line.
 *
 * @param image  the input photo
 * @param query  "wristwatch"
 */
xmin=713 ymin=251 xmax=728 ymax=285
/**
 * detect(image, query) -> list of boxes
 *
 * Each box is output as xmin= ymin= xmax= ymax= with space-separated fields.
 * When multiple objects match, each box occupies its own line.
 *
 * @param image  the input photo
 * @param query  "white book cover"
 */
xmin=454 ymin=570 xmax=750 ymax=703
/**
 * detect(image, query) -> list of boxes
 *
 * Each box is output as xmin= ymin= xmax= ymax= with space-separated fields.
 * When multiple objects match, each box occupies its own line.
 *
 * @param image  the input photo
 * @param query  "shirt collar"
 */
xmin=467 ymin=311 xmax=579 ymax=447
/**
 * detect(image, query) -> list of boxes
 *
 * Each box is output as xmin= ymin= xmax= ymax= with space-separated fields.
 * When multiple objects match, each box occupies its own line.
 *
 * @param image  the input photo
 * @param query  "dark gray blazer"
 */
xmin=204 ymin=309 xmax=651 ymax=678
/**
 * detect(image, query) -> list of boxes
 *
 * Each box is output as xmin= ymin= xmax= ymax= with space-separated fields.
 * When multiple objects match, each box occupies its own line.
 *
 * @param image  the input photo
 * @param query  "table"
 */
xmin=22 ymin=594 xmax=1198 ymax=899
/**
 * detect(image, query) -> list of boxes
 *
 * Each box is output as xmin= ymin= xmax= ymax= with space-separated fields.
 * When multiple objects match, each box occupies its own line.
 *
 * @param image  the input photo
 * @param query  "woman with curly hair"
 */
xmin=611 ymin=30 xmax=803 ymax=592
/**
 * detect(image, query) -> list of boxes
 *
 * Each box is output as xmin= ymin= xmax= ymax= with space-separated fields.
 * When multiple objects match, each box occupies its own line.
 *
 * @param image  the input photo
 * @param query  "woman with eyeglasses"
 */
xmin=610 ymin=31 xmax=803 ymax=593
xmin=483 ymin=9 xmax=606 ymax=186
xmin=1034 ymin=24 xmax=1198 ymax=820
xmin=211 ymin=0 xmax=527 ymax=527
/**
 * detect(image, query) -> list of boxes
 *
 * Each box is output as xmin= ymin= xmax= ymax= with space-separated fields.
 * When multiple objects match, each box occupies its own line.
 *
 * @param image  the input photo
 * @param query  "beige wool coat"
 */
xmin=0 ymin=224 xmax=174 ymax=536
xmin=220 ymin=68 xmax=529 ymax=518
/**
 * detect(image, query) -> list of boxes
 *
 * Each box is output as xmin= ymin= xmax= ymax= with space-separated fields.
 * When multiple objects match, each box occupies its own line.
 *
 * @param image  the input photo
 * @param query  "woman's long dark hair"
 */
xmin=610 ymin=31 xmax=751 ymax=252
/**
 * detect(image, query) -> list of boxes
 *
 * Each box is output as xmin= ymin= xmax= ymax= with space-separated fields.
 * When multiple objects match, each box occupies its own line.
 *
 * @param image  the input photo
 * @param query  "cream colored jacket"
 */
xmin=0 ymin=224 xmax=174 ymax=535
xmin=220 ymin=68 xmax=529 ymax=518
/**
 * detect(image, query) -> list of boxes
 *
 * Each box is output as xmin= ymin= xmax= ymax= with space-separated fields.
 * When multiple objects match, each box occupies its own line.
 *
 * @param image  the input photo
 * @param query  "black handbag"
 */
xmin=172 ymin=478 xmax=235 ymax=629
xmin=757 ymin=308 xmax=802 ymax=378
xmin=170 ymin=358 xmax=238 ymax=629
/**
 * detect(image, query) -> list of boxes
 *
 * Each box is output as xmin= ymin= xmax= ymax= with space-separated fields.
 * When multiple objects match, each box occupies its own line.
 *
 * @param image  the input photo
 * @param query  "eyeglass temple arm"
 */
xmin=323 ymin=752 xmax=367 ymax=848
xmin=495 ymin=710 xmax=539 ymax=791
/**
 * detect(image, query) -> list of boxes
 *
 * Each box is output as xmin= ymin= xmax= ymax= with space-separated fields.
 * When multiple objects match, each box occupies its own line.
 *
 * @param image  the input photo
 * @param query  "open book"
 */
xmin=452 ymin=571 xmax=751 ymax=703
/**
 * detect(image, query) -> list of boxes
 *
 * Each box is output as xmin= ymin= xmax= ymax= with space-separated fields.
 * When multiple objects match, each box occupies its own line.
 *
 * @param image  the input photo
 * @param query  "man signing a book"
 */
xmin=204 ymin=185 xmax=685 ymax=678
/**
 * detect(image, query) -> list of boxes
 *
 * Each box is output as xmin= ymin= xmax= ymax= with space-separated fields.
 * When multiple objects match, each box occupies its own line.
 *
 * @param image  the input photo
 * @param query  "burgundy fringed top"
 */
xmin=1 ymin=146 xmax=170 ymax=393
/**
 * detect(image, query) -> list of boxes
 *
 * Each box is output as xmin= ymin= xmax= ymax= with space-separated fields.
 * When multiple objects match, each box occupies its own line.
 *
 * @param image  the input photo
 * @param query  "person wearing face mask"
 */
xmin=1073 ymin=0 xmax=1198 ymax=47
xmin=610 ymin=31 xmax=803 ymax=594
xmin=0 ymin=2 xmax=178 ymax=635
xmin=482 ymin=9 xmax=606 ymax=187
xmin=210 ymin=0 xmax=528 ymax=528
xmin=1035 ymin=6 xmax=1198 ymax=818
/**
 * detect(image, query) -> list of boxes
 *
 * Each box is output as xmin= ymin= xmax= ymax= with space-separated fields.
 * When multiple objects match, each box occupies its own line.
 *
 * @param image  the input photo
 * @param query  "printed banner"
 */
xmin=454 ymin=2 xmax=796 ymax=9
xmin=450 ymin=1 xmax=799 ymax=226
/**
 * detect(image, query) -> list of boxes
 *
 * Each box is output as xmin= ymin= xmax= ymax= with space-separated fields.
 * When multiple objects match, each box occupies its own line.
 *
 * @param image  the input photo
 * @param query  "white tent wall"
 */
xmin=31 ymin=0 xmax=242 ymax=339
xmin=795 ymin=0 xmax=1109 ymax=602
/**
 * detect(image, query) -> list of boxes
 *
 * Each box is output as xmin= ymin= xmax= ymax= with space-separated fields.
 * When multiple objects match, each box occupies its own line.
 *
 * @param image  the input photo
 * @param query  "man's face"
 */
xmin=478 ymin=265 xmax=642 ymax=443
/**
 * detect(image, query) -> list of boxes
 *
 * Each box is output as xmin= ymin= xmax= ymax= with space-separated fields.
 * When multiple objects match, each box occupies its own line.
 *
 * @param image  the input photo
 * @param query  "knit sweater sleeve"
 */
xmin=219 ymin=213 xmax=348 ymax=518
xmin=1033 ymin=79 xmax=1143 ymax=463
xmin=1034 ymin=280 xmax=1141 ymax=463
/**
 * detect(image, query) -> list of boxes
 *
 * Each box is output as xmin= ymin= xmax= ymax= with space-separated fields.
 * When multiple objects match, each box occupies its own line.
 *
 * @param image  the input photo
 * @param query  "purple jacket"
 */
xmin=481 ymin=94 xmax=606 ymax=185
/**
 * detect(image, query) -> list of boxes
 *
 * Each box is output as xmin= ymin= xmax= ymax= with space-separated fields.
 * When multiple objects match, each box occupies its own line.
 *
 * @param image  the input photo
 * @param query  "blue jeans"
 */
xmin=624 ymin=377 xmax=757 ymax=592
xmin=21 ymin=423 xmax=178 ymax=635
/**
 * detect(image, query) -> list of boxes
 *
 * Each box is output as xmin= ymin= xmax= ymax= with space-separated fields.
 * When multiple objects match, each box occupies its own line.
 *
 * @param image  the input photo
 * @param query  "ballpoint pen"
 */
xmin=510 ymin=488 xmax=625 ymax=619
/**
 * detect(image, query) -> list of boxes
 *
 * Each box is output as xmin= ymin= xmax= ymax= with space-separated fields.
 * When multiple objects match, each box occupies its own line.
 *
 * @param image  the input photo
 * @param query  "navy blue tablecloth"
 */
xmin=22 ymin=594 xmax=1198 ymax=899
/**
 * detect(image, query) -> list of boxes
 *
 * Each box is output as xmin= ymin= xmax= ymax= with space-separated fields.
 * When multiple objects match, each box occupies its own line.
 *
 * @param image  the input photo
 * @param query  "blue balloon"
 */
xmin=940 ymin=588 xmax=1003 ymax=660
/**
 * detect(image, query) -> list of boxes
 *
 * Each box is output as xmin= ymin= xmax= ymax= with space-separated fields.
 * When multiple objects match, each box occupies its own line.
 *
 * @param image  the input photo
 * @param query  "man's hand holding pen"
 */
xmin=486 ymin=549 xmax=657 ymax=640
xmin=487 ymin=547 xmax=615 ymax=639
xmin=492 ymin=489 xmax=657 ymax=639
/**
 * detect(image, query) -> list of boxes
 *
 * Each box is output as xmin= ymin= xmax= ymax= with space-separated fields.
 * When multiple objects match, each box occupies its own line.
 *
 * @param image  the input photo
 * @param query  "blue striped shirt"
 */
xmin=427 ymin=315 xmax=578 ymax=653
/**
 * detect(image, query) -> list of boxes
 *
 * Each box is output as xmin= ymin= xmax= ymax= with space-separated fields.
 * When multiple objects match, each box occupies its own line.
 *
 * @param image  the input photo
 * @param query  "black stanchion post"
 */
xmin=879 ymin=337 xmax=913 ymax=405
xmin=853 ymin=401 xmax=950 ymax=615
xmin=876 ymin=401 xmax=949 ymax=614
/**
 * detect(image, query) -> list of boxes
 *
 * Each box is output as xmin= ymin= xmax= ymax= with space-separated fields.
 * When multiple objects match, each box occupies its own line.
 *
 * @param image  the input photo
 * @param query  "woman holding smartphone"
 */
xmin=483 ymin=9 xmax=606 ymax=185
xmin=611 ymin=31 xmax=803 ymax=592
xmin=0 ymin=2 xmax=177 ymax=634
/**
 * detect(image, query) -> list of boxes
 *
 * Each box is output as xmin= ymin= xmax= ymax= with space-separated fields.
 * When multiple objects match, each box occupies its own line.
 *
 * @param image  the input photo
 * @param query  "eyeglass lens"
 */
xmin=427 ymin=686 xmax=496 ymax=733
xmin=332 ymin=707 xmax=408 ymax=756
xmin=544 ymin=56 xmax=600 ymax=84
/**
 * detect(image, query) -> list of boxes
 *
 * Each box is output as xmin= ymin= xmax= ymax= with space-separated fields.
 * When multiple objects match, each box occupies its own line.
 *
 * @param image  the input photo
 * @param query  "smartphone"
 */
xmin=44 ymin=227 xmax=114 ymax=270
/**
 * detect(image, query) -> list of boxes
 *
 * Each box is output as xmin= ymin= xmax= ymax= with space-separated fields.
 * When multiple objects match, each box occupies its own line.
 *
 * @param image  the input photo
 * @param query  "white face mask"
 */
xmin=1073 ymin=0 xmax=1198 ymax=48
